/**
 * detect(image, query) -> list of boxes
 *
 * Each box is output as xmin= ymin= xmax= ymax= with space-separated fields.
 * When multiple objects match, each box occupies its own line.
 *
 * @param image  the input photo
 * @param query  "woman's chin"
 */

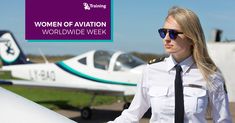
xmin=165 ymin=49 xmax=176 ymax=54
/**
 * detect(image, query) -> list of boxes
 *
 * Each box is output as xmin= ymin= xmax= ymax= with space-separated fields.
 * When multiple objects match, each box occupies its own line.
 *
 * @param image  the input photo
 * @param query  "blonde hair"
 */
xmin=166 ymin=6 xmax=217 ymax=89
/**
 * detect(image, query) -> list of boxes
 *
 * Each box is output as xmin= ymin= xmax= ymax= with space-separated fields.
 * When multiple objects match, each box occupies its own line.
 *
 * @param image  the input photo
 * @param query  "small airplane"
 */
xmin=207 ymin=41 xmax=235 ymax=102
xmin=205 ymin=29 xmax=235 ymax=102
xmin=0 ymin=30 xmax=146 ymax=119
xmin=0 ymin=85 xmax=76 ymax=123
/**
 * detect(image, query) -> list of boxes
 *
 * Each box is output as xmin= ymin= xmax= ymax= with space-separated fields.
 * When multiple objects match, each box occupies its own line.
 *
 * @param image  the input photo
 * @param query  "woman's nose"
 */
xmin=164 ymin=33 xmax=171 ymax=42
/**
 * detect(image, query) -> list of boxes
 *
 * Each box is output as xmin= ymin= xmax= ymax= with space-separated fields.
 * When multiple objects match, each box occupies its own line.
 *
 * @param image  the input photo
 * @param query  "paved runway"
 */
xmin=56 ymin=102 xmax=235 ymax=123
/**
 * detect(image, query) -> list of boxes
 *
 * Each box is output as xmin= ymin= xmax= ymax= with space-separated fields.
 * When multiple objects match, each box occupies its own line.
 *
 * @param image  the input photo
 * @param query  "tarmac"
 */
xmin=56 ymin=102 xmax=235 ymax=123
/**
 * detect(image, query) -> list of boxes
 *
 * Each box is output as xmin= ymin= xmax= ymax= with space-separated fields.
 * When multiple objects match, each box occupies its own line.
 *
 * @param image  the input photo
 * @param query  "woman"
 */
xmin=108 ymin=6 xmax=232 ymax=123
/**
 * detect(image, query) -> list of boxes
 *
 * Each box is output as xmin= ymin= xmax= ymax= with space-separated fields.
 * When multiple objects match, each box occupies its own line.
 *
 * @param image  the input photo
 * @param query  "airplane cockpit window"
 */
xmin=94 ymin=50 xmax=114 ymax=70
xmin=114 ymin=54 xmax=145 ymax=71
xmin=78 ymin=57 xmax=87 ymax=65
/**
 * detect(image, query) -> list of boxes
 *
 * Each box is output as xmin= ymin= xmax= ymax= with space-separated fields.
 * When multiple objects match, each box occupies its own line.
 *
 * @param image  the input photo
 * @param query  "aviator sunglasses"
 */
xmin=158 ymin=28 xmax=183 ymax=40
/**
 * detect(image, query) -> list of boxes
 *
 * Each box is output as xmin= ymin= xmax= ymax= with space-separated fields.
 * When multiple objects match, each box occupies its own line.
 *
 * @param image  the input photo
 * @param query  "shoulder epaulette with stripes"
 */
xmin=148 ymin=57 xmax=165 ymax=64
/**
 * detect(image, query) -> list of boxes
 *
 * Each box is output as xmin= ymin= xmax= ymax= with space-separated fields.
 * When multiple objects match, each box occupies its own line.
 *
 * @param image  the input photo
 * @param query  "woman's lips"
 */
xmin=165 ymin=44 xmax=173 ymax=48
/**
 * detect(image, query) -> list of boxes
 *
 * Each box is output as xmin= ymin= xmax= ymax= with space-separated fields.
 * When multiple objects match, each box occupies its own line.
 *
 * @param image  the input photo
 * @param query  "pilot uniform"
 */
xmin=108 ymin=55 xmax=232 ymax=123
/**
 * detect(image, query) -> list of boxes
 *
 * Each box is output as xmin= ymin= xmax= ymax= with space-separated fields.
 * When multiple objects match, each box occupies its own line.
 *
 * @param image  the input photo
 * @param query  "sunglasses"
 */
xmin=158 ymin=28 xmax=183 ymax=40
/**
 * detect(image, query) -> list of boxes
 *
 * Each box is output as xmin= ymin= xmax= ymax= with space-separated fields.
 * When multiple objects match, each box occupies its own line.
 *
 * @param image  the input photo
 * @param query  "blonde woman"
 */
xmin=108 ymin=6 xmax=232 ymax=123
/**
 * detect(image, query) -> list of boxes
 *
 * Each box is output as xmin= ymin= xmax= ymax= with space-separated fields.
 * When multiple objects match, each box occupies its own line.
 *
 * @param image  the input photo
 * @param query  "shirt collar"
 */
xmin=166 ymin=55 xmax=195 ymax=74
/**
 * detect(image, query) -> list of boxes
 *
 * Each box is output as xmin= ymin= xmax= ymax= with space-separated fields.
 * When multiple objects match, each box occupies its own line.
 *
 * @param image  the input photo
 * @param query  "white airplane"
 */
xmin=0 ymin=30 xmax=146 ymax=119
xmin=0 ymin=86 xmax=76 ymax=123
xmin=207 ymin=41 xmax=235 ymax=102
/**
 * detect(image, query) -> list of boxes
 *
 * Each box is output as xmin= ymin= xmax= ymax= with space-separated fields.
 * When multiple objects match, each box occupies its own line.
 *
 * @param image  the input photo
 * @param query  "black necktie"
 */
xmin=174 ymin=65 xmax=184 ymax=123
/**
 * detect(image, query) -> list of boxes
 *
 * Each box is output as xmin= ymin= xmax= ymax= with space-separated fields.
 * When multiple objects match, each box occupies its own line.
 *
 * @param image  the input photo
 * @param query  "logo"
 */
xmin=5 ymin=42 xmax=15 ymax=55
xmin=26 ymin=0 xmax=111 ymax=41
xmin=0 ymin=33 xmax=20 ymax=63
xmin=83 ymin=2 xmax=106 ymax=10
xmin=83 ymin=2 xmax=90 ymax=10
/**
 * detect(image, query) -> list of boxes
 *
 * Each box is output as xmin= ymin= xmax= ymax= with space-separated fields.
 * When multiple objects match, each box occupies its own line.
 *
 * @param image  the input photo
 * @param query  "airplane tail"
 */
xmin=0 ymin=30 xmax=31 ymax=66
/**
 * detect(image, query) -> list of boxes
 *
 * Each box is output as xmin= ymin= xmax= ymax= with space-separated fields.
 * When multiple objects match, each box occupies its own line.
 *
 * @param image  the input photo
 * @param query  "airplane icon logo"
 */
xmin=5 ymin=42 xmax=15 ymax=55
xmin=83 ymin=2 xmax=90 ymax=10
xmin=0 ymin=32 xmax=20 ymax=63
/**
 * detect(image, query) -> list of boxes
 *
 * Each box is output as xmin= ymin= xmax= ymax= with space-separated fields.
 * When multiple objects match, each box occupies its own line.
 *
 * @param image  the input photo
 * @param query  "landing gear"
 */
xmin=80 ymin=95 xmax=132 ymax=119
xmin=123 ymin=96 xmax=131 ymax=110
xmin=123 ymin=102 xmax=131 ymax=110
xmin=81 ymin=107 xmax=92 ymax=119
xmin=81 ymin=94 xmax=96 ymax=120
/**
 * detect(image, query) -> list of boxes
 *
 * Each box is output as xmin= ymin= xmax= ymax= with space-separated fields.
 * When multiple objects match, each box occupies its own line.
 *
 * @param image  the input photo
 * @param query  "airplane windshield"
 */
xmin=94 ymin=50 xmax=114 ymax=70
xmin=114 ymin=54 xmax=145 ymax=71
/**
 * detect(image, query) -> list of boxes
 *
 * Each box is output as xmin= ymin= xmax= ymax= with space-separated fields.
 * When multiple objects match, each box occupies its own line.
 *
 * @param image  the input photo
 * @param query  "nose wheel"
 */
xmin=80 ymin=95 xmax=132 ymax=119
xmin=81 ymin=94 xmax=96 ymax=119
xmin=123 ymin=96 xmax=131 ymax=110
xmin=123 ymin=102 xmax=131 ymax=110
xmin=81 ymin=107 xmax=92 ymax=119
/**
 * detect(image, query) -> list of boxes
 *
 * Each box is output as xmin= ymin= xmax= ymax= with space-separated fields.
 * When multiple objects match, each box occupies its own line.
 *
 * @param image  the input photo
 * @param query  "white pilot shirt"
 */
xmin=108 ymin=55 xmax=232 ymax=123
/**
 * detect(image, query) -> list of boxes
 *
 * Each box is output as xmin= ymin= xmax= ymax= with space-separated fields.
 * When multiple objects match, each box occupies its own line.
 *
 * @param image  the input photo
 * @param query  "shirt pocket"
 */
xmin=148 ymin=87 xmax=168 ymax=97
xmin=148 ymin=87 xmax=170 ymax=115
xmin=184 ymin=87 xmax=208 ymax=115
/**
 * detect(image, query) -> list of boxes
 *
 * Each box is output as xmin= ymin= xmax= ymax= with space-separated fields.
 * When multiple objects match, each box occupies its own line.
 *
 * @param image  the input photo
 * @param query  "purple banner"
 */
xmin=26 ymin=0 xmax=111 ymax=41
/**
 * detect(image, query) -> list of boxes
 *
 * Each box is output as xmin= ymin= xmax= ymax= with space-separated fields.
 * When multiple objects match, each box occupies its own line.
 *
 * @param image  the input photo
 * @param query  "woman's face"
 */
xmin=162 ymin=16 xmax=193 ymax=59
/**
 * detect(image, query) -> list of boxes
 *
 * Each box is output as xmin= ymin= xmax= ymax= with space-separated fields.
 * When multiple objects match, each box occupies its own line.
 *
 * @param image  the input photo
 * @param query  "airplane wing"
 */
xmin=0 ymin=79 xmax=125 ymax=96
xmin=0 ymin=87 xmax=76 ymax=123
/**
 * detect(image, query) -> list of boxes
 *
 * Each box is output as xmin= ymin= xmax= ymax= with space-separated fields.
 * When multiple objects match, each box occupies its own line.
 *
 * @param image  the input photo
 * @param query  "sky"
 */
xmin=0 ymin=0 xmax=235 ymax=55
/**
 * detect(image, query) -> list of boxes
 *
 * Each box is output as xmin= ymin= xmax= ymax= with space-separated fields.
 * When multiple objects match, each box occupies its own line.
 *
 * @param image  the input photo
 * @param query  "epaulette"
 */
xmin=148 ymin=57 xmax=165 ymax=64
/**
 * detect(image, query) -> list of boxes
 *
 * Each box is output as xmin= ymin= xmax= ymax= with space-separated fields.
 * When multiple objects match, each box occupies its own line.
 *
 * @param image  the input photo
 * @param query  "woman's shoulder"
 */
xmin=148 ymin=57 xmax=165 ymax=65
xmin=210 ymin=71 xmax=225 ymax=84
xmin=147 ymin=57 xmax=166 ymax=68
xmin=208 ymin=71 xmax=227 ymax=93
xmin=144 ymin=57 xmax=170 ymax=74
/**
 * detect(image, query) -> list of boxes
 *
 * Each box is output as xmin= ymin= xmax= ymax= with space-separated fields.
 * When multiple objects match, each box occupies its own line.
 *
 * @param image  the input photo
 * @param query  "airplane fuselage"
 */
xmin=2 ymin=61 xmax=142 ymax=95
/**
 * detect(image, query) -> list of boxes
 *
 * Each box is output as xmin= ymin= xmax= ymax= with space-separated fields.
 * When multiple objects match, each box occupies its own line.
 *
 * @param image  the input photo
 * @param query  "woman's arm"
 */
xmin=210 ymin=75 xmax=232 ymax=123
xmin=107 ymin=66 xmax=151 ymax=123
